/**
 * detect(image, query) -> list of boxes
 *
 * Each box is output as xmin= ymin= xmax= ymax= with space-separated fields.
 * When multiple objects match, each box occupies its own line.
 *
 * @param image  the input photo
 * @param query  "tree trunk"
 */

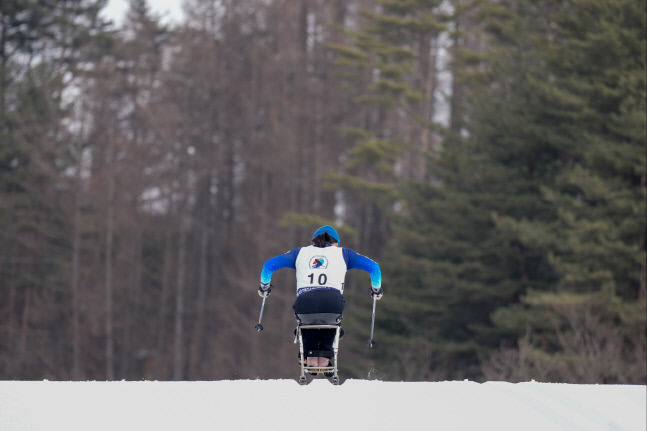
xmin=189 ymin=208 xmax=209 ymax=378
xmin=157 ymin=229 xmax=173 ymax=377
xmin=104 ymin=129 xmax=116 ymax=380
xmin=71 ymin=159 xmax=82 ymax=380
xmin=173 ymin=217 xmax=188 ymax=380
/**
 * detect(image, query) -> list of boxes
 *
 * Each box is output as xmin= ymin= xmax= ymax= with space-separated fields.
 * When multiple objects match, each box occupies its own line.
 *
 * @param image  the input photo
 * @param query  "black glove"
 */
xmin=258 ymin=283 xmax=272 ymax=297
xmin=370 ymin=286 xmax=383 ymax=300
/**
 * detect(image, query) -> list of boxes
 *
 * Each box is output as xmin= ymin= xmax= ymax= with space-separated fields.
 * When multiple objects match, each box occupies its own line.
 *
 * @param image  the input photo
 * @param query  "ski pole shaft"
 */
xmin=255 ymin=292 xmax=267 ymax=331
xmin=367 ymin=294 xmax=377 ymax=347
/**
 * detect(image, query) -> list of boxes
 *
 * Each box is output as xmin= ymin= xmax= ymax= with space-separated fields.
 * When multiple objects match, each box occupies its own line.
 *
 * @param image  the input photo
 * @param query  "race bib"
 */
xmin=295 ymin=246 xmax=347 ymax=293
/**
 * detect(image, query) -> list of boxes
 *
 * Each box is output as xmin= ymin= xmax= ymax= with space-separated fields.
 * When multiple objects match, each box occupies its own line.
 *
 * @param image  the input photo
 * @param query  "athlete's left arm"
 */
xmin=343 ymin=249 xmax=382 ymax=289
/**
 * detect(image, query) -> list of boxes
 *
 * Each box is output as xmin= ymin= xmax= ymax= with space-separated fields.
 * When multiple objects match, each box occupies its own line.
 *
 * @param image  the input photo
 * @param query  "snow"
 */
xmin=0 ymin=379 xmax=644 ymax=431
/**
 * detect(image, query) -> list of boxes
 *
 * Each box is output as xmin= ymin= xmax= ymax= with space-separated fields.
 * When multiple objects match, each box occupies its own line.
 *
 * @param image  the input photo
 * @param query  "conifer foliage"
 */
xmin=385 ymin=0 xmax=646 ymax=382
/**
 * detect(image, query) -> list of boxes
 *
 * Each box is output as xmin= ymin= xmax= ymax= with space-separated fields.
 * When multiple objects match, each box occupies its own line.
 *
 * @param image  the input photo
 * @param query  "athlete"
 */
xmin=258 ymin=225 xmax=383 ymax=367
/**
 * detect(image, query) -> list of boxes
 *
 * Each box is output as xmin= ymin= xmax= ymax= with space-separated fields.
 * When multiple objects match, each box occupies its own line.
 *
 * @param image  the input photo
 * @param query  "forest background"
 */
xmin=1 ymin=0 xmax=645 ymax=383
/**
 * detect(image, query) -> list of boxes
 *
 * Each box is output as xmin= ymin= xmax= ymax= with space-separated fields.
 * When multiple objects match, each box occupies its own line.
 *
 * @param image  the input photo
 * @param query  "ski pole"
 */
xmin=255 ymin=291 xmax=267 ymax=332
xmin=367 ymin=294 xmax=377 ymax=347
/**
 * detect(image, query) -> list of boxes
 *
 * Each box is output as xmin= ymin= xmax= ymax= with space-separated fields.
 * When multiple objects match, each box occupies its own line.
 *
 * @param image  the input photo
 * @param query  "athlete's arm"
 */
xmin=342 ymin=249 xmax=382 ymax=289
xmin=260 ymin=248 xmax=301 ymax=284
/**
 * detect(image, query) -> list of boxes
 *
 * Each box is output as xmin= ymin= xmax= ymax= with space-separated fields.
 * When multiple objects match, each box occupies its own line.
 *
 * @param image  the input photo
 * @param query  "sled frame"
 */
xmin=295 ymin=324 xmax=341 ymax=385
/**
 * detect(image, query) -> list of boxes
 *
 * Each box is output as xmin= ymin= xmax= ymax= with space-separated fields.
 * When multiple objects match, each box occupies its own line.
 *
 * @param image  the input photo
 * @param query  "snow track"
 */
xmin=1 ymin=379 xmax=644 ymax=431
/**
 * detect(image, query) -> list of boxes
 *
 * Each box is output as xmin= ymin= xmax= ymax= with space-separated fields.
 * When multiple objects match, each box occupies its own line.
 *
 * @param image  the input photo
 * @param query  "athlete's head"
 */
xmin=312 ymin=225 xmax=340 ymax=247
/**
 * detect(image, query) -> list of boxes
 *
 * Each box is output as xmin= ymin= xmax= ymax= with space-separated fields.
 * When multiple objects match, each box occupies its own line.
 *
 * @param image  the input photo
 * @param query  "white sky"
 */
xmin=102 ymin=0 xmax=184 ymax=26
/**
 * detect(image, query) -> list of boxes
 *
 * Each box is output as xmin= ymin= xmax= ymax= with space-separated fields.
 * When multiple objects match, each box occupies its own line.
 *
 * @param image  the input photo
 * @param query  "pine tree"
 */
xmin=384 ymin=0 xmax=645 ymax=382
xmin=368 ymin=0 xmax=553 ymax=380
xmin=485 ymin=0 xmax=646 ymax=383
xmin=328 ymin=0 xmax=449 ymax=254
xmin=0 ymin=0 xmax=112 ymax=378
xmin=328 ymin=0 xmax=451 ymax=378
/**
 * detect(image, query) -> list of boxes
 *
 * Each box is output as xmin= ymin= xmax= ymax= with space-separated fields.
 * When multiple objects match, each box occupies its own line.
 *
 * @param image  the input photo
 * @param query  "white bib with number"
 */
xmin=295 ymin=245 xmax=347 ymax=293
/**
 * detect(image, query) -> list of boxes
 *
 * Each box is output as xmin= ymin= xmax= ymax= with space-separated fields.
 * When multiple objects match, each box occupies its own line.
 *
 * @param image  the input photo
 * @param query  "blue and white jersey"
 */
xmin=295 ymin=245 xmax=347 ymax=294
xmin=260 ymin=245 xmax=382 ymax=296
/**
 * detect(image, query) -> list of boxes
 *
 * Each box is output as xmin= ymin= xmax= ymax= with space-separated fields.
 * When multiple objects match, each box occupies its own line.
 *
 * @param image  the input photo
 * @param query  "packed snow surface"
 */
xmin=1 ymin=379 xmax=645 ymax=430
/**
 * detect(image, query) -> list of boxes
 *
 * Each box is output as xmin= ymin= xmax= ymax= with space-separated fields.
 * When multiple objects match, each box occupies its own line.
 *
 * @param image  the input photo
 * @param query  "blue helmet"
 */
xmin=312 ymin=225 xmax=340 ymax=245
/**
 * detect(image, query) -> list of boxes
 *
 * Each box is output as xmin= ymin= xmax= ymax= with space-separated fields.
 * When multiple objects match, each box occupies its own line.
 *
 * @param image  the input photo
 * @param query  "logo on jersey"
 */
xmin=310 ymin=256 xmax=328 ymax=269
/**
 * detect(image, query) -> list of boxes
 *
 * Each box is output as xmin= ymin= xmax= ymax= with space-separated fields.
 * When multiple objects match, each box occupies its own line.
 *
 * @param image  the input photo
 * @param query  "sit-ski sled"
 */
xmin=294 ymin=312 xmax=343 ymax=385
xmin=255 ymin=290 xmax=378 ymax=386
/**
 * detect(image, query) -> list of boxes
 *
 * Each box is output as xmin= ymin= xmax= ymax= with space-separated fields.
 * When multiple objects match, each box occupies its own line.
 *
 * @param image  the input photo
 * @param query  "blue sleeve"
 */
xmin=260 ymin=248 xmax=300 ymax=284
xmin=342 ymin=248 xmax=382 ymax=289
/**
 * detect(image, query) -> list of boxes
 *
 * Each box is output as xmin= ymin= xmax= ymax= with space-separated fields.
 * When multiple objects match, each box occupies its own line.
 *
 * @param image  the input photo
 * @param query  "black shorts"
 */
xmin=292 ymin=288 xmax=345 ymax=316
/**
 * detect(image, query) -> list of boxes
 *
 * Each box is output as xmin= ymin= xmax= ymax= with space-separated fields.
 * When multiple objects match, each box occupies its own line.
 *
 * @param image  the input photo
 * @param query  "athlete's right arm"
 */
xmin=343 ymin=249 xmax=382 ymax=290
xmin=260 ymin=248 xmax=301 ymax=284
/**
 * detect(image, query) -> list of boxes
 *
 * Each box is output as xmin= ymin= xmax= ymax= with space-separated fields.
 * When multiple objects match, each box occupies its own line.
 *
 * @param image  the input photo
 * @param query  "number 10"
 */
xmin=308 ymin=273 xmax=327 ymax=285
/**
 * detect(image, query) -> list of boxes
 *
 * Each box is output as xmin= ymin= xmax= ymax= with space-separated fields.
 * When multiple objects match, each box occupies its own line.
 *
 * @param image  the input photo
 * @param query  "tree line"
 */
xmin=0 ymin=0 xmax=644 ymax=383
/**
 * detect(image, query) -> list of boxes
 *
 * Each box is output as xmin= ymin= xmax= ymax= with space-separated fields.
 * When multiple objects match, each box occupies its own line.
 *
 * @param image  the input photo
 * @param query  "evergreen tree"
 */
xmin=485 ymin=0 xmax=646 ymax=383
xmin=371 ymin=0 xmax=554 ymax=380
xmin=0 ymin=0 xmax=110 ymax=378
xmin=328 ymin=0 xmax=451 ymax=378
xmin=386 ymin=0 xmax=646 ymax=383
xmin=328 ymin=0 xmax=449 ymax=254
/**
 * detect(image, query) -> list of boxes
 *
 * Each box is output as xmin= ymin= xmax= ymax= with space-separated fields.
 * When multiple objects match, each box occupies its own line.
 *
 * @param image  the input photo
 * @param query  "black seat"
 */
xmin=295 ymin=313 xmax=342 ymax=325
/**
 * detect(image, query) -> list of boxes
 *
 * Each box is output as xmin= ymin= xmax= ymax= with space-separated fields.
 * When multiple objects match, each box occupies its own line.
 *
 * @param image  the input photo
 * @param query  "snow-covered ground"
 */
xmin=1 ymin=379 xmax=644 ymax=431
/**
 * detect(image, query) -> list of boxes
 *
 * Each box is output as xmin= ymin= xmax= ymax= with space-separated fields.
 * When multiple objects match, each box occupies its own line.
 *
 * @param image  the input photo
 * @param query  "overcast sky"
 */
xmin=102 ymin=0 xmax=184 ymax=26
